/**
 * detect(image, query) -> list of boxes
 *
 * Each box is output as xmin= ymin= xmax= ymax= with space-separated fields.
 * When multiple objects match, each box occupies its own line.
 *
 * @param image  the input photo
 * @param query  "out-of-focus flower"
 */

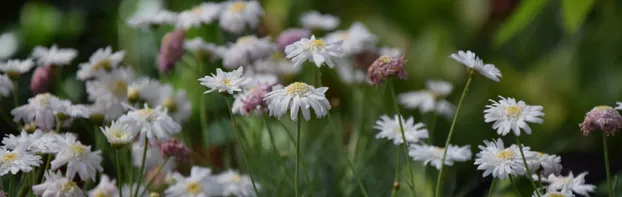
xmin=324 ymin=22 xmax=377 ymax=55
xmin=219 ymin=1 xmax=263 ymax=34
xmin=541 ymin=172 xmax=595 ymax=196
xmin=87 ymin=175 xmax=118 ymax=197
xmin=128 ymin=78 xmax=161 ymax=104
xmin=449 ymin=50 xmax=502 ymax=82
xmin=484 ymin=96 xmax=544 ymax=136
xmin=373 ymin=114 xmax=428 ymax=145
xmin=32 ymin=45 xmax=78 ymax=67
xmin=367 ymin=55 xmax=407 ymax=85
xmin=86 ymin=68 xmax=135 ymax=120
xmin=408 ymin=144 xmax=472 ymax=170
xmin=131 ymin=142 xmax=176 ymax=173
xmin=253 ymin=58 xmax=301 ymax=76
xmin=166 ymin=166 xmax=221 ymax=197
xmin=77 ymin=47 xmax=125 ymax=80
xmin=276 ymin=28 xmax=311 ymax=52
xmin=216 ymin=170 xmax=260 ymax=197
xmin=379 ymin=47 xmax=402 ymax=57
xmin=474 ymin=138 xmax=536 ymax=180
xmin=51 ymin=133 xmax=103 ymax=181
xmin=399 ymin=80 xmax=455 ymax=119
xmin=33 ymin=170 xmax=85 ymax=197
xmin=199 ymin=67 xmax=251 ymax=95
xmin=223 ymin=35 xmax=275 ymax=69
xmin=300 ymin=11 xmax=339 ymax=31
xmin=284 ymin=35 xmax=344 ymax=68
xmin=0 ymin=32 xmax=18 ymax=60
xmin=0 ymin=59 xmax=35 ymax=79
xmin=353 ymin=50 xmax=380 ymax=70
xmin=128 ymin=10 xmax=178 ymax=29
xmin=121 ymin=184 xmax=148 ymax=197
xmin=158 ymin=29 xmax=186 ymax=73
xmin=528 ymin=151 xmax=562 ymax=176
xmin=156 ymin=139 xmax=190 ymax=162
xmin=153 ymin=84 xmax=191 ymax=123
xmin=2 ymin=130 xmax=61 ymax=154
xmin=118 ymin=105 xmax=181 ymax=143
xmin=184 ymin=38 xmax=227 ymax=61
xmin=0 ymin=74 xmax=12 ymax=97
xmin=11 ymin=93 xmax=64 ymax=130
xmin=580 ymin=105 xmax=622 ymax=136
xmin=264 ymin=82 xmax=330 ymax=121
xmin=532 ymin=188 xmax=574 ymax=197
xmin=30 ymin=66 xmax=54 ymax=94
xmin=101 ymin=121 xmax=137 ymax=148
xmin=176 ymin=3 xmax=220 ymax=29
xmin=233 ymin=83 xmax=278 ymax=115
xmin=0 ymin=145 xmax=42 ymax=175
xmin=335 ymin=59 xmax=370 ymax=84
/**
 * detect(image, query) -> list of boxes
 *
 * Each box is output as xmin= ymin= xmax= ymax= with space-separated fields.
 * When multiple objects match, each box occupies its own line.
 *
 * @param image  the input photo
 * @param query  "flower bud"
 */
xmin=276 ymin=28 xmax=311 ymax=52
xmin=156 ymin=139 xmax=190 ymax=162
xmin=24 ymin=122 xmax=37 ymax=133
xmin=158 ymin=29 xmax=186 ymax=73
xmin=367 ymin=55 xmax=408 ymax=86
xmin=30 ymin=66 xmax=53 ymax=94
xmin=393 ymin=181 xmax=400 ymax=191
xmin=242 ymin=83 xmax=277 ymax=114
xmin=149 ymin=192 xmax=160 ymax=197
xmin=580 ymin=106 xmax=622 ymax=136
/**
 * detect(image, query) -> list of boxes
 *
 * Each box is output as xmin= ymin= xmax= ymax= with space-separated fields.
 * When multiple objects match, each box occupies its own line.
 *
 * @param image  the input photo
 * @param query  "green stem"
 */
xmin=116 ymin=149 xmax=123 ymax=197
xmin=509 ymin=175 xmax=523 ymax=197
xmin=275 ymin=119 xmax=313 ymax=186
xmin=55 ymin=118 xmax=63 ymax=133
xmin=40 ymin=154 xmax=51 ymax=183
xmin=603 ymin=133 xmax=613 ymax=197
xmin=225 ymin=97 xmax=260 ymax=196
xmin=31 ymin=170 xmax=36 ymax=197
xmin=537 ymin=173 xmax=543 ymax=189
xmin=487 ymin=179 xmax=496 ymax=197
xmin=426 ymin=113 xmax=438 ymax=144
xmin=434 ymin=72 xmax=473 ymax=197
xmin=315 ymin=67 xmax=322 ymax=87
xmin=516 ymin=137 xmax=541 ymax=197
xmin=12 ymin=80 xmax=19 ymax=108
xmin=389 ymin=79 xmax=415 ymax=195
xmin=139 ymin=158 xmax=170 ymax=197
xmin=195 ymin=55 xmax=209 ymax=146
xmin=390 ymin=146 xmax=401 ymax=197
xmin=295 ymin=113 xmax=301 ymax=197
xmin=9 ymin=175 xmax=13 ymax=197
xmin=263 ymin=116 xmax=292 ymax=177
xmin=133 ymin=137 xmax=149 ymax=197
xmin=128 ymin=147 xmax=134 ymax=197
xmin=17 ymin=173 xmax=30 ymax=197
xmin=344 ymin=149 xmax=370 ymax=197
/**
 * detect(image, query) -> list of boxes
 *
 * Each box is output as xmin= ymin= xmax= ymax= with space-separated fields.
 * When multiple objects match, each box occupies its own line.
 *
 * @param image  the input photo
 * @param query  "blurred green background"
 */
xmin=1 ymin=0 xmax=621 ymax=196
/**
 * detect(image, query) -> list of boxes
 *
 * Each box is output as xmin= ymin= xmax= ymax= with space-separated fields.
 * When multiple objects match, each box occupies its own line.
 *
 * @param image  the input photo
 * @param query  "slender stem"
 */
xmin=426 ymin=113 xmax=438 ymax=144
xmin=31 ymin=170 xmax=36 ymax=197
xmin=315 ymin=67 xmax=322 ymax=87
xmin=9 ymin=175 xmax=13 ymax=197
xmin=390 ymin=146 xmax=401 ymax=197
xmin=263 ymin=116 xmax=291 ymax=175
xmin=434 ymin=72 xmax=473 ymax=197
xmin=133 ymin=137 xmax=149 ymax=197
xmin=487 ymin=179 xmax=496 ymax=197
xmin=40 ymin=154 xmax=51 ymax=183
xmin=537 ymin=173 xmax=543 ymax=189
xmin=129 ymin=147 xmax=134 ymax=197
xmin=603 ymin=133 xmax=613 ymax=197
xmin=12 ymin=80 xmax=19 ymax=108
xmin=508 ymin=175 xmax=523 ymax=197
xmin=344 ymin=149 xmax=370 ymax=197
xmin=17 ymin=173 xmax=30 ymax=197
xmin=55 ymin=118 xmax=64 ymax=133
xmin=389 ymin=79 xmax=416 ymax=195
xmin=116 ymin=149 xmax=123 ymax=197
xmin=139 ymin=158 xmax=170 ymax=197
xmin=195 ymin=55 xmax=209 ymax=144
xmin=295 ymin=113 xmax=301 ymax=197
xmin=516 ymin=137 xmax=541 ymax=197
xmin=225 ymin=97 xmax=260 ymax=196
xmin=275 ymin=119 xmax=313 ymax=186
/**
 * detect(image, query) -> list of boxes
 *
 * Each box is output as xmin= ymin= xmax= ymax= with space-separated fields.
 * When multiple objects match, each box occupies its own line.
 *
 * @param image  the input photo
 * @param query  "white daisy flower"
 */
xmin=324 ymin=22 xmax=377 ymax=55
xmin=449 ymin=50 xmax=502 ymax=82
xmin=474 ymin=138 xmax=536 ymax=180
xmin=165 ymin=166 xmax=221 ymax=197
xmin=152 ymin=84 xmax=191 ymax=123
xmin=222 ymin=35 xmax=275 ymax=69
xmin=184 ymin=37 xmax=209 ymax=52
xmin=533 ymin=188 xmax=574 ymax=197
xmin=11 ymin=93 xmax=64 ymax=130
xmin=284 ymin=35 xmax=344 ymax=68
xmin=56 ymin=101 xmax=90 ymax=120
xmin=0 ymin=74 xmax=12 ymax=97
xmin=379 ymin=47 xmax=402 ymax=57
xmin=86 ymin=68 xmax=135 ymax=120
xmin=33 ymin=170 xmax=85 ymax=197
xmin=120 ymin=184 xmax=147 ymax=197
xmin=216 ymin=170 xmax=260 ymax=197
xmin=264 ymin=82 xmax=331 ymax=121
xmin=198 ymin=67 xmax=251 ymax=95
xmin=529 ymin=151 xmax=562 ymax=176
xmin=77 ymin=46 xmax=126 ymax=80
xmin=128 ymin=10 xmax=178 ymax=28
xmin=2 ymin=130 xmax=62 ymax=154
xmin=335 ymin=59 xmax=370 ymax=84
xmin=88 ymin=175 xmax=119 ymax=197
xmin=484 ymin=96 xmax=545 ymax=136
xmin=184 ymin=37 xmax=228 ymax=60
xmin=542 ymin=172 xmax=595 ymax=196
xmin=32 ymin=45 xmax=78 ymax=66
xmin=408 ymin=144 xmax=471 ymax=170
xmin=399 ymin=80 xmax=456 ymax=119
xmin=131 ymin=142 xmax=176 ymax=172
xmin=51 ymin=133 xmax=103 ymax=181
xmin=0 ymin=32 xmax=18 ymax=60
xmin=300 ymin=11 xmax=339 ymax=31
xmin=219 ymin=1 xmax=263 ymax=34
xmin=127 ymin=77 xmax=162 ymax=104
xmin=373 ymin=114 xmax=429 ymax=145
xmin=0 ymin=59 xmax=35 ymax=77
xmin=0 ymin=145 xmax=42 ymax=175
xmin=176 ymin=3 xmax=221 ymax=29
xmin=101 ymin=121 xmax=137 ymax=147
xmin=118 ymin=105 xmax=181 ymax=143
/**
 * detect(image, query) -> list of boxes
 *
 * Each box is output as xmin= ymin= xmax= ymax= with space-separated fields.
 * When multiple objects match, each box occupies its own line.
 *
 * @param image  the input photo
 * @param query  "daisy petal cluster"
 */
xmin=264 ymin=82 xmax=331 ymax=121
xmin=399 ymin=80 xmax=455 ymax=119
xmin=474 ymin=138 xmax=536 ymax=179
xmin=408 ymin=144 xmax=471 ymax=170
xmin=219 ymin=1 xmax=263 ymax=34
xmin=33 ymin=171 xmax=85 ymax=197
xmin=284 ymin=35 xmax=344 ymax=68
xmin=216 ymin=170 xmax=260 ymax=197
xmin=533 ymin=188 xmax=575 ymax=197
xmin=100 ymin=121 xmax=137 ymax=148
xmin=223 ymin=35 xmax=275 ymax=69
xmin=87 ymin=175 xmax=119 ymax=197
xmin=51 ymin=133 xmax=103 ymax=181
xmin=300 ymin=11 xmax=339 ymax=30
xmin=118 ymin=105 xmax=181 ymax=143
xmin=165 ymin=166 xmax=221 ymax=197
xmin=32 ymin=45 xmax=78 ymax=67
xmin=77 ymin=46 xmax=125 ymax=80
xmin=127 ymin=10 xmax=178 ymax=28
xmin=0 ymin=58 xmax=35 ymax=79
xmin=449 ymin=50 xmax=502 ymax=82
xmin=324 ymin=22 xmax=377 ymax=55
xmin=484 ymin=96 xmax=545 ymax=136
xmin=199 ymin=67 xmax=251 ymax=95
xmin=11 ymin=93 xmax=88 ymax=130
xmin=2 ymin=130 xmax=62 ymax=154
xmin=373 ymin=114 xmax=428 ymax=144
xmin=541 ymin=172 xmax=595 ymax=196
xmin=528 ymin=151 xmax=562 ymax=176
xmin=86 ymin=68 xmax=135 ymax=121
xmin=0 ymin=74 xmax=12 ymax=97
xmin=0 ymin=145 xmax=42 ymax=175
xmin=176 ymin=3 xmax=221 ymax=29
xmin=184 ymin=37 xmax=226 ymax=59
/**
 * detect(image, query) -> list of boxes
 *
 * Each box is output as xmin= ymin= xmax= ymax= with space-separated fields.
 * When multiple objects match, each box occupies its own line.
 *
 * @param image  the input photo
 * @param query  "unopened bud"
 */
xmin=30 ymin=66 xmax=53 ymax=94
xmin=393 ymin=181 xmax=400 ymax=191
xmin=24 ymin=122 xmax=37 ymax=133
xmin=158 ymin=29 xmax=186 ymax=73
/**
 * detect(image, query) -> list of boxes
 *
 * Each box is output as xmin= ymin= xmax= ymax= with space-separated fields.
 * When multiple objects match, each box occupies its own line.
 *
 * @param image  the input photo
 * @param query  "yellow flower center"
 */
xmin=236 ymin=36 xmax=254 ymax=45
xmin=504 ymin=105 xmax=522 ymax=118
xmin=70 ymin=144 xmax=87 ymax=158
xmin=93 ymin=59 xmax=112 ymax=71
xmin=136 ymin=108 xmax=154 ymax=121
xmin=185 ymin=182 xmax=201 ymax=194
xmin=1 ymin=153 xmax=17 ymax=162
xmin=127 ymin=87 xmax=140 ymax=102
xmin=285 ymin=82 xmax=311 ymax=96
xmin=111 ymin=80 xmax=128 ymax=98
xmin=94 ymin=191 xmax=107 ymax=197
xmin=61 ymin=181 xmax=77 ymax=192
xmin=37 ymin=93 xmax=53 ymax=105
xmin=162 ymin=97 xmax=177 ymax=113
xmin=229 ymin=2 xmax=246 ymax=13
xmin=221 ymin=79 xmax=233 ymax=86
xmin=232 ymin=175 xmax=241 ymax=183
xmin=379 ymin=55 xmax=391 ymax=64
xmin=496 ymin=150 xmax=514 ymax=160
xmin=536 ymin=152 xmax=544 ymax=158
xmin=595 ymin=105 xmax=611 ymax=111
xmin=111 ymin=129 xmax=124 ymax=139
xmin=191 ymin=6 xmax=204 ymax=15
xmin=549 ymin=194 xmax=564 ymax=197
xmin=307 ymin=39 xmax=326 ymax=52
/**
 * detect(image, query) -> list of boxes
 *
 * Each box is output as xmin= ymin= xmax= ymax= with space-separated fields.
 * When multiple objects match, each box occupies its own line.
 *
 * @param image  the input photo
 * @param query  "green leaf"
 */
xmin=493 ymin=0 xmax=551 ymax=48
xmin=561 ymin=0 xmax=596 ymax=34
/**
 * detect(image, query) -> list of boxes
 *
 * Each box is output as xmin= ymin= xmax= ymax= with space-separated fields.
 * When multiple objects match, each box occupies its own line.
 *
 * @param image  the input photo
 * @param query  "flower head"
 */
xmin=87 ymin=175 xmax=118 ymax=197
xmin=101 ymin=121 xmax=137 ymax=148
xmin=219 ymin=1 xmax=263 ymax=34
xmin=284 ymin=35 xmax=344 ymax=68
xmin=241 ymin=83 xmax=279 ymax=115
xmin=533 ymin=188 xmax=574 ymax=197
xmin=223 ymin=35 xmax=275 ymax=69
xmin=77 ymin=47 xmax=125 ymax=80
xmin=32 ymin=45 xmax=78 ymax=67
xmin=51 ymin=133 xmax=103 ymax=181
xmin=408 ymin=144 xmax=471 ymax=170
xmin=118 ymin=105 xmax=181 ymax=143
xmin=367 ymin=55 xmax=408 ymax=85
xmin=474 ymin=138 xmax=536 ymax=179
xmin=449 ymin=50 xmax=501 ymax=82
xmin=11 ymin=93 xmax=65 ymax=130
xmin=264 ymin=82 xmax=331 ymax=121
xmin=0 ymin=74 xmax=12 ymax=97
xmin=0 ymin=145 xmax=42 ymax=175
xmin=165 ymin=166 xmax=221 ymax=197
xmin=0 ymin=59 xmax=35 ymax=79
xmin=299 ymin=11 xmax=339 ymax=30
xmin=158 ymin=29 xmax=186 ymax=73
xmin=199 ymin=67 xmax=251 ymax=95
xmin=156 ymin=139 xmax=190 ymax=163
xmin=128 ymin=10 xmax=177 ymax=29
xmin=85 ymin=68 xmax=135 ymax=120
xmin=484 ymin=96 xmax=545 ymax=136
xmin=542 ymin=172 xmax=595 ymax=196
xmin=216 ymin=170 xmax=260 ymax=197
xmin=0 ymin=32 xmax=18 ymax=60
xmin=276 ymin=28 xmax=311 ymax=52
xmin=373 ymin=115 xmax=428 ymax=144
xmin=580 ymin=105 xmax=622 ymax=136
xmin=176 ymin=3 xmax=220 ymax=29
xmin=153 ymin=84 xmax=191 ymax=123
xmin=33 ymin=170 xmax=85 ymax=197
xmin=529 ymin=151 xmax=562 ymax=176
xmin=324 ymin=22 xmax=377 ymax=55
xmin=399 ymin=80 xmax=455 ymax=119
xmin=30 ymin=66 xmax=54 ymax=94
xmin=2 ymin=130 xmax=62 ymax=154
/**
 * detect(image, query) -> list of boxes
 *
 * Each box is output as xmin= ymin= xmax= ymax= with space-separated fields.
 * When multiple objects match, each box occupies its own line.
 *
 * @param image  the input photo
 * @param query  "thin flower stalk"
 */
xmin=487 ymin=179 xmax=496 ymax=197
xmin=116 ymin=149 xmax=123 ymax=197
xmin=295 ymin=113 xmax=301 ymax=197
xmin=389 ymin=79 xmax=416 ymax=195
xmin=224 ymin=97 xmax=260 ymax=196
xmin=516 ymin=137 xmax=541 ymax=197
xmin=133 ymin=137 xmax=149 ymax=197
xmin=508 ymin=175 xmax=523 ymax=197
xmin=603 ymin=133 xmax=613 ymax=197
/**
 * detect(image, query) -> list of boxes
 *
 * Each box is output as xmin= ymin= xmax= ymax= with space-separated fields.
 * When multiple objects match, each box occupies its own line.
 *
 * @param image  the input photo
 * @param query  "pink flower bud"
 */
xmin=158 ymin=29 xmax=186 ymax=73
xmin=367 ymin=55 xmax=408 ymax=86
xmin=30 ymin=66 xmax=53 ymax=94
xmin=156 ymin=139 xmax=190 ymax=162
xmin=580 ymin=106 xmax=622 ymax=136
xmin=242 ymin=83 xmax=277 ymax=114
xmin=276 ymin=28 xmax=311 ymax=52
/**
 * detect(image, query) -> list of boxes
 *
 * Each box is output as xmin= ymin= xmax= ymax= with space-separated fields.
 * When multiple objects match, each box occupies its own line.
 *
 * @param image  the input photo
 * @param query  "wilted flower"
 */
xmin=276 ymin=28 xmax=311 ymax=52
xmin=367 ymin=55 xmax=407 ymax=86
xmin=580 ymin=105 xmax=622 ymax=136
xmin=264 ymin=82 xmax=331 ymax=121
xmin=156 ymin=139 xmax=190 ymax=163
xmin=158 ymin=29 xmax=186 ymax=73
xmin=30 ymin=66 xmax=54 ymax=94
xmin=449 ymin=50 xmax=502 ymax=82
xmin=299 ymin=11 xmax=339 ymax=30
xmin=242 ymin=83 xmax=278 ymax=114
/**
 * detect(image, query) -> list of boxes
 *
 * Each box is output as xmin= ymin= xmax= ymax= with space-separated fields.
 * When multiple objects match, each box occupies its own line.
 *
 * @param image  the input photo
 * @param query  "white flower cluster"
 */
xmin=165 ymin=167 xmax=259 ymax=197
